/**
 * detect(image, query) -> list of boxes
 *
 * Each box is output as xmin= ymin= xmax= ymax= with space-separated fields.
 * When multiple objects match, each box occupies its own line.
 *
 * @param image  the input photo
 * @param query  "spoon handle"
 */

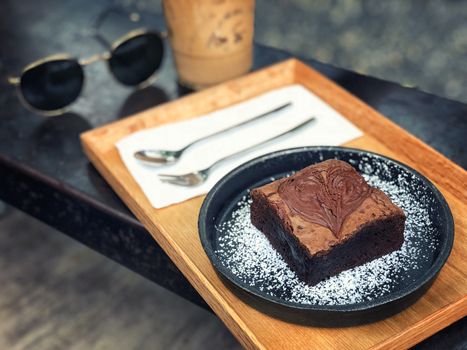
xmin=179 ymin=102 xmax=292 ymax=152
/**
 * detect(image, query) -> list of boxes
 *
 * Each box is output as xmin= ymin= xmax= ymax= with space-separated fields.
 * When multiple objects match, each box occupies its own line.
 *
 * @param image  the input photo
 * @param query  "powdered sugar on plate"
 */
xmin=215 ymin=157 xmax=439 ymax=306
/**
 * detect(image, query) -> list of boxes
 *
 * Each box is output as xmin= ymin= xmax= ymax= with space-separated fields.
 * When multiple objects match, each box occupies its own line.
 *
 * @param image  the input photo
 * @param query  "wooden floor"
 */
xmin=0 ymin=206 xmax=240 ymax=350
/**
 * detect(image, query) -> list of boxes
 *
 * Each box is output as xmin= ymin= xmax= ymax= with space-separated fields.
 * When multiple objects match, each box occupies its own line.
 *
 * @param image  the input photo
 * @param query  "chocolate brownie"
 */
xmin=250 ymin=159 xmax=406 ymax=286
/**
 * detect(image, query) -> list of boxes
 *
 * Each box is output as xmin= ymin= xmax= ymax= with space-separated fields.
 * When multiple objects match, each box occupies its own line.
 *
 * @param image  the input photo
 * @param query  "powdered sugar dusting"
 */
xmin=215 ymin=156 xmax=439 ymax=306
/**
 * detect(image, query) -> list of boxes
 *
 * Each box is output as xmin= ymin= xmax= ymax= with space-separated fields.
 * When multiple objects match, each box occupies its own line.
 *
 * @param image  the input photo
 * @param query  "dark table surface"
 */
xmin=0 ymin=0 xmax=466 ymax=348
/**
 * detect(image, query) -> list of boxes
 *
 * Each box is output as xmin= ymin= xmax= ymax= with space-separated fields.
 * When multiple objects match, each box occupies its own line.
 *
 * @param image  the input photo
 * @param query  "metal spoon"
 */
xmin=134 ymin=102 xmax=292 ymax=165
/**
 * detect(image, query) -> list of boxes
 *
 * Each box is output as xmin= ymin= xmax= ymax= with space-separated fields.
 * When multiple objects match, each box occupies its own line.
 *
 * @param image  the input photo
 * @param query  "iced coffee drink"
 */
xmin=162 ymin=0 xmax=255 ymax=90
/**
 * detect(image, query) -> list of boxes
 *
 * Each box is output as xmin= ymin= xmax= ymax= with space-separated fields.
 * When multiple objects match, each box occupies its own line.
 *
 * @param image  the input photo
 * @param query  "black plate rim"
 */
xmin=198 ymin=146 xmax=454 ymax=313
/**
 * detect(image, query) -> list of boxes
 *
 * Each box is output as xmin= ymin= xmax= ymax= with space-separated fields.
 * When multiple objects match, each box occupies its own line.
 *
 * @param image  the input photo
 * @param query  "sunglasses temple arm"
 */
xmin=93 ymin=32 xmax=112 ymax=50
xmin=7 ymin=76 xmax=20 ymax=85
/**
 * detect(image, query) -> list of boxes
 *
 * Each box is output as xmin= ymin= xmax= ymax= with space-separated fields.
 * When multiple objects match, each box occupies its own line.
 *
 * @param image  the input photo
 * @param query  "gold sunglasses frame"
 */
xmin=8 ymin=28 xmax=167 ymax=117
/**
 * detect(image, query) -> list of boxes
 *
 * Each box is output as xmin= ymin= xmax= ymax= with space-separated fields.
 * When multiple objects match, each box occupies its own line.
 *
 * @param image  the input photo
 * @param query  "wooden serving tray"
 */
xmin=81 ymin=59 xmax=467 ymax=350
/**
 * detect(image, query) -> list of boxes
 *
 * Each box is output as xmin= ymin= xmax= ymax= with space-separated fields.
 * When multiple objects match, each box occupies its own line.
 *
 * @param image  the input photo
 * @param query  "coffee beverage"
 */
xmin=163 ymin=0 xmax=255 ymax=90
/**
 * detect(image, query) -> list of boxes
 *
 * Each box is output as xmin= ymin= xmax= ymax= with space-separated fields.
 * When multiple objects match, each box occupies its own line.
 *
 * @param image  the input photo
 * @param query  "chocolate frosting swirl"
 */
xmin=278 ymin=160 xmax=372 ymax=238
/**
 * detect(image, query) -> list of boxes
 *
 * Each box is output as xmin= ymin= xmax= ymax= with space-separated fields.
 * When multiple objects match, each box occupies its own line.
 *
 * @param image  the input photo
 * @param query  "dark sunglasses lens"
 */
xmin=109 ymin=33 xmax=163 ymax=86
xmin=20 ymin=59 xmax=83 ymax=112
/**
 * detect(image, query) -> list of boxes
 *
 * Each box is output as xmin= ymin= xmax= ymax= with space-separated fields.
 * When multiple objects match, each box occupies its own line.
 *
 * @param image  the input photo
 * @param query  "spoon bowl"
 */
xmin=134 ymin=149 xmax=181 ymax=165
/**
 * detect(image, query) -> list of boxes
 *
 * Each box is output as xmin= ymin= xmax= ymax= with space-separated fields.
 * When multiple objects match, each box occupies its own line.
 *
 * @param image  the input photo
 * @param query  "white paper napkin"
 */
xmin=116 ymin=84 xmax=362 ymax=208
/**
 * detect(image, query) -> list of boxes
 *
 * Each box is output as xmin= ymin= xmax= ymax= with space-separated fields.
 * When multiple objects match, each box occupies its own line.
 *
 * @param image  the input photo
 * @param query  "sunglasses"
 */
xmin=8 ymin=28 xmax=165 ymax=116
